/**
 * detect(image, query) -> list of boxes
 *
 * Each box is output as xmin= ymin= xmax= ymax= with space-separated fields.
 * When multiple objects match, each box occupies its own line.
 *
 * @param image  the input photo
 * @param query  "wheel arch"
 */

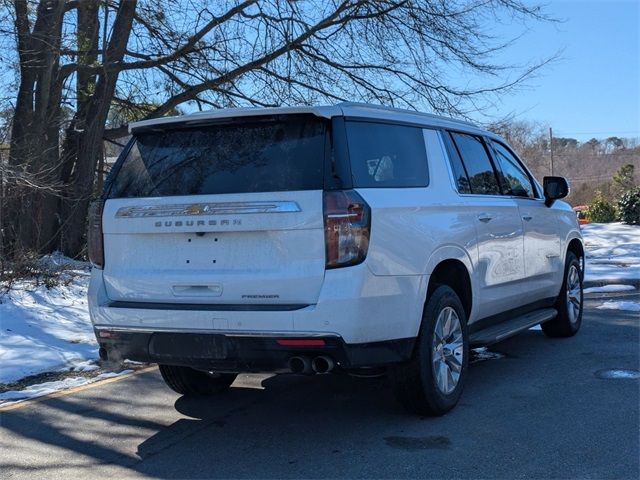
xmin=425 ymin=257 xmax=473 ymax=323
xmin=565 ymin=234 xmax=585 ymax=276
xmin=566 ymin=237 xmax=584 ymax=260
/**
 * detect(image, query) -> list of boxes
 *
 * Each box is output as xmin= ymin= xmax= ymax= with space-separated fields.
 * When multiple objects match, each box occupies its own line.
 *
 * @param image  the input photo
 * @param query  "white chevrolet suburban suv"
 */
xmin=88 ymin=103 xmax=584 ymax=415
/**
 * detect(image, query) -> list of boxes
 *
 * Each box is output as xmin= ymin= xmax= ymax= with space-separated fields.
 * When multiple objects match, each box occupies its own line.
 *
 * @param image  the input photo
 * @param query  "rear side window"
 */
xmin=449 ymin=132 xmax=501 ymax=195
xmin=345 ymin=121 xmax=428 ymax=188
xmin=108 ymin=116 xmax=326 ymax=198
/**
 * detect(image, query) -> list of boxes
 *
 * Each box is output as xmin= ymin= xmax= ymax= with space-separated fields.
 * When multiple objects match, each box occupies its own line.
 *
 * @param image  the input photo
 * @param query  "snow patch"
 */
xmin=123 ymin=359 xmax=145 ymax=365
xmin=37 ymin=251 xmax=90 ymax=271
xmin=0 ymin=270 xmax=98 ymax=383
xmin=68 ymin=359 xmax=100 ymax=372
xmin=596 ymin=300 xmax=640 ymax=312
xmin=594 ymin=369 xmax=640 ymax=380
xmin=471 ymin=347 xmax=505 ymax=362
xmin=583 ymin=284 xmax=636 ymax=294
xmin=581 ymin=223 xmax=640 ymax=283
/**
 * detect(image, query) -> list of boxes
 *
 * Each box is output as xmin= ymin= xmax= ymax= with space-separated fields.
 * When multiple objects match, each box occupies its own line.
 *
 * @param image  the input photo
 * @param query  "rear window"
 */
xmin=345 ymin=121 xmax=429 ymax=188
xmin=449 ymin=132 xmax=501 ymax=195
xmin=108 ymin=116 xmax=326 ymax=198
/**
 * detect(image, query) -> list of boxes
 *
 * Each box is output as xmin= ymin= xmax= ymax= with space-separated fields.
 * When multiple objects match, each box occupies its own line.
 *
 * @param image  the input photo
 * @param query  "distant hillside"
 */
xmin=526 ymin=150 xmax=639 ymax=206
xmin=490 ymin=121 xmax=640 ymax=206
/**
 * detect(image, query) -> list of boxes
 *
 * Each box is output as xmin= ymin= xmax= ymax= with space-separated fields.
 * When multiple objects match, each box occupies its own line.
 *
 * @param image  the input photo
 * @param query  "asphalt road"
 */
xmin=1 ymin=292 xmax=638 ymax=479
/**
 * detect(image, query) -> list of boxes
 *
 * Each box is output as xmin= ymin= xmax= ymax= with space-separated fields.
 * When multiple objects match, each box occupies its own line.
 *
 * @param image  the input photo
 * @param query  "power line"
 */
xmin=553 ymin=130 xmax=640 ymax=136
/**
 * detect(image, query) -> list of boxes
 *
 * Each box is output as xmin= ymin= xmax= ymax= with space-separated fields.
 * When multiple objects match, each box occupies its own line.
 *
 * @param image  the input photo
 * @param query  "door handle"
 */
xmin=477 ymin=213 xmax=493 ymax=223
xmin=522 ymin=215 xmax=533 ymax=221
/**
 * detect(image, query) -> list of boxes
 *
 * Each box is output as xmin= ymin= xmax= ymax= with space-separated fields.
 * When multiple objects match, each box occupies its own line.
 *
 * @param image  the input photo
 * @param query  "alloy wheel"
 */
xmin=566 ymin=264 xmax=582 ymax=323
xmin=431 ymin=306 xmax=464 ymax=395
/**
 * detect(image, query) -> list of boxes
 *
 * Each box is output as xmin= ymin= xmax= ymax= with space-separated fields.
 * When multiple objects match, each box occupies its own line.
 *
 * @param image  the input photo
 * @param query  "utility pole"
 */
xmin=549 ymin=127 xmax=554 ymax=176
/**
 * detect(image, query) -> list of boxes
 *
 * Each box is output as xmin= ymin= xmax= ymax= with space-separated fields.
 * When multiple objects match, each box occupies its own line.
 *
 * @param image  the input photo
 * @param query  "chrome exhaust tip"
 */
xmin=289 ymin=356 xmax=312 ymax=375
xmin=311 ymin=355 xmax=335 ymax=374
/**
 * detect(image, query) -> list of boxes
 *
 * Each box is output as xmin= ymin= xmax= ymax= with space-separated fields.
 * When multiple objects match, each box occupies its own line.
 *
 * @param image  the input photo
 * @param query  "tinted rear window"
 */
xmin=345 ymin=121 xmax=428 ymax=188
xmin=449 ymin=132 xmax=501 ymax=195
xmin=108 ymin=116 xmax=326 ymax=198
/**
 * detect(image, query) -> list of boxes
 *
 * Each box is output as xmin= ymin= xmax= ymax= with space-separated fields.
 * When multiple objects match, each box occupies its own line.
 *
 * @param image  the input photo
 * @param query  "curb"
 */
xmin=583 ymin=279 xmax=640 ymax=289
xmin=0 ymin=366 xmax=158 ymax=412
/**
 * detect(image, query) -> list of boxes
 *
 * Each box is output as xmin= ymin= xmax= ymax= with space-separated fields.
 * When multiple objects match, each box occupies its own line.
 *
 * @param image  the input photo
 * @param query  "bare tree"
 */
xmin=1 ymin=0 xmax=556 ymax=258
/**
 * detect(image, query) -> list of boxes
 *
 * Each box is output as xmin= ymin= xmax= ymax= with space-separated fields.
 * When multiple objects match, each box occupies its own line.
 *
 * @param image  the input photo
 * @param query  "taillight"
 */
xmin=88 ymin=200 xmax=105 ymax=268
xmin=323 ymin=190 xmax=370 ymax=269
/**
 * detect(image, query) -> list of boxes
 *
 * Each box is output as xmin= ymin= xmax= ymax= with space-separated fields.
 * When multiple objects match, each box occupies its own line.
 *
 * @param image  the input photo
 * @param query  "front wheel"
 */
xmin=159 ymin=365 xmax=237 ymax=396
xmin=542 ymin=251 xmax=583 ymax=338
xmin=389 ymin=285 xmax=469 ymax=416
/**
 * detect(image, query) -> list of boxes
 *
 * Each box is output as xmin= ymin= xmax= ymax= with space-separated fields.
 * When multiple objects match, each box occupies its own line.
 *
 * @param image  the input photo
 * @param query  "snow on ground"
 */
xmin=0 ymin=257 xmax=98 ymax=384
xmin=583 ymin=284 xmax=636 ymax=294
xmin=596 ymin=300 xmax=640 ymax=312
xmin=471 ymin=347 xmax=505 ymax=362
xmin=595 ymin=369 xmax=640 ymax=379
xmin=0 ymin=370 xmax=133 ymax=403
xmin=581 ymin=223 xmax=640 ymax=284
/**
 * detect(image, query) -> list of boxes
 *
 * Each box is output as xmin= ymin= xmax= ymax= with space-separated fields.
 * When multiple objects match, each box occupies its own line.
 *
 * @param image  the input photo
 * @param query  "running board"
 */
xmin=469 ymin=308 xmax=557 ymax=346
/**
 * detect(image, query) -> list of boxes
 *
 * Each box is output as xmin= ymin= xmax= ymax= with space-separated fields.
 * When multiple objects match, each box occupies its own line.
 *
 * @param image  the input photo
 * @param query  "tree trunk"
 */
xmin=60 ymin=0 xmax=137 ymax=257
xmin=5 ymin=0 xmax=65 ymax=255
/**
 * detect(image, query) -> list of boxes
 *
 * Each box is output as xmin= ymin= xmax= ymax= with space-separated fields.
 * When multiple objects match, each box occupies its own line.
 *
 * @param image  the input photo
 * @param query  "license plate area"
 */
xmin=149 ymin=333 xmax=228 ymax=360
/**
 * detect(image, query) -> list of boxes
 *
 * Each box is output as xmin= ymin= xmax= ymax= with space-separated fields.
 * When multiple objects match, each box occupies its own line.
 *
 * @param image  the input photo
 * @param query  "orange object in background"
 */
xmin=573 ymin=205 xmax=589 ymax=225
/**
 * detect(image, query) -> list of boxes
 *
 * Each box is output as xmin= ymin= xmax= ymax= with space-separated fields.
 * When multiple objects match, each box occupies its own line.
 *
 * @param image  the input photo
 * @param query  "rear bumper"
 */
xmin=95 ymin=328 xmax=415 ymax=371
xmin=89 ymin=264 xmax=428 ymax=345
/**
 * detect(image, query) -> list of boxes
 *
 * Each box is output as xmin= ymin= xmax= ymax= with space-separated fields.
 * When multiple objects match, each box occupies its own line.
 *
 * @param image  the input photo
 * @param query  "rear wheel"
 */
xmin=389 ymin=285 xmax=469 ymax=416
xmin=159 ymin=365 xmax=237 ymax=396
xmin=542 ymin=251 xmax=583 ymax=338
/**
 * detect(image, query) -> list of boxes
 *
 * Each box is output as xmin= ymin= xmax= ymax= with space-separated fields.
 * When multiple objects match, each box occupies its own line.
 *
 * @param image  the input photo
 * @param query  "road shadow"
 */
xmin=133 ymin=373 xmax=422 ymax=478
xmin=1 ymin=308 xmax=638 ymax=478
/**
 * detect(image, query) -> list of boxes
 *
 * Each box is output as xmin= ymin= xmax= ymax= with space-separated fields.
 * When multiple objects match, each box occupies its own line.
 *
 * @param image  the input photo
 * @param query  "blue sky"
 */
xmin=481 ymin=0 xmax=639 ymax=141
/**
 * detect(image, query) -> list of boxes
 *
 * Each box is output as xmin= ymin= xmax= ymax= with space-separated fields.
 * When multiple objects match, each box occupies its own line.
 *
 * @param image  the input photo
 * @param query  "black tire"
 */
xmin=158 ymin=365 xmax=237 ymax=396
xmin=389 ymin=285 xmax=469 ymax=416
xmin=542 ymin=251 xmax=583 ymax=338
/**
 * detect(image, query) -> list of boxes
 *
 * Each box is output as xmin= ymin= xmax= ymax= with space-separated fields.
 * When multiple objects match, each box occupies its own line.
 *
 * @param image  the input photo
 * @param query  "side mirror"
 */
xmin=543 ymin=176 xmax=569 ymax=206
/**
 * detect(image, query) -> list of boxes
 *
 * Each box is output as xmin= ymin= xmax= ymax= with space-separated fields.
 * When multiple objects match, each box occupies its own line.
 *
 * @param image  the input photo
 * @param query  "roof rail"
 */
xmin=336 ymin=102 xmax=478 ymax=127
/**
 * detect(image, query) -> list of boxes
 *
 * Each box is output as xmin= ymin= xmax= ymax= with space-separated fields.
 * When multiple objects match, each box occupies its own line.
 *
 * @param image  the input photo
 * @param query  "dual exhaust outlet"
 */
xmin=102 ymin=346 xmax=335 ymax=375
xmin=289 ymin=355 xmax=335 ymax=375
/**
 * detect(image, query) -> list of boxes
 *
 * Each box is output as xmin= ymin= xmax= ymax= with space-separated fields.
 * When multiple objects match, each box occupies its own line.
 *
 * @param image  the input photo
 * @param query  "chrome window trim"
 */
xmin=455 ymin=193 xmax=545 ymax=202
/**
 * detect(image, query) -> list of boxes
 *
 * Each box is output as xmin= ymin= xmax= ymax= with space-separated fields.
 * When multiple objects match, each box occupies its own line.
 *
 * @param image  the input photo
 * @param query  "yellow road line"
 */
xmin=0 ymin=365 xmax=158 ymax=412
